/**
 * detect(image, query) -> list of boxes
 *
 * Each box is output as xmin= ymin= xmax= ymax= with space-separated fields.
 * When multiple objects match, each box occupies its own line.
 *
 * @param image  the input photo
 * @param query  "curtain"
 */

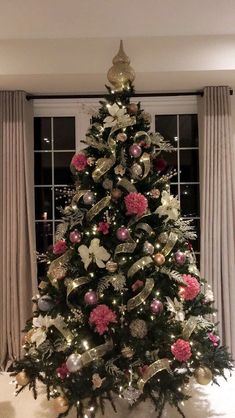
xmin=0 ymin=91 xmax=37 ymax=368
xmin=199 ymin=86 xmax=235 ymax=357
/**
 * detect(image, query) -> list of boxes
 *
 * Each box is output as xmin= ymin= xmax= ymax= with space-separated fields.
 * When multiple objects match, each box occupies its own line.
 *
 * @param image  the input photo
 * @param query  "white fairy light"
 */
xmin=82 ymin=340 xmax=89 ymax=350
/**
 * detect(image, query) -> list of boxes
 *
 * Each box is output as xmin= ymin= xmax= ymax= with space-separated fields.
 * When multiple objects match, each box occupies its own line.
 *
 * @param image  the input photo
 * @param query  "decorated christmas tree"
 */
xmin=11 ymin=41 xmax=232 ymax=418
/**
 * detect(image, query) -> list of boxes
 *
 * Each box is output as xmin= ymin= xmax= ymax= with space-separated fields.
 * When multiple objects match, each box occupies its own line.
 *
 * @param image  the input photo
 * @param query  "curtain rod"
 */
xmin=26 ymin=89 xmax=233 ymax=100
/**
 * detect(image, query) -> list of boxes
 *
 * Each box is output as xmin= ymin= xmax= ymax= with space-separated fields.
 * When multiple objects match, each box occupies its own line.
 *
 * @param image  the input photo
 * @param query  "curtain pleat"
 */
xmin=199 ymin=86 xmax=235 ymax=357
xmin=0 ymin=91 xmax=37 ymax=368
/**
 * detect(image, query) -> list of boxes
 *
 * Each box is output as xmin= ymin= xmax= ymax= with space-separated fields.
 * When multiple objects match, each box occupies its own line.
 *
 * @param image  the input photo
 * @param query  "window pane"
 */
xmin=34 ymin=152 xmax=52 ymax=185
xmin=170 ymin=184 xmax=179 ymax=198
xmin=179 ymin=114 xmax=198 ymax=148
xmin=180 ymin=184 xmax=200 ymax=217
xmin=54 ymin=186 xmax=75 ymax=219
xmin=180 ymin=149 xmax=199 ymax=182
xmin=36 ymin=222 xmax=53 ymax=252
xmin=54 ymin=117 xmax=75 ymax=150
xmin=34 ymin=117 xmax=52 ymax=150
xmin=35 ymin=187 xmax=52 ymax=219
xmin=155 ymin=115 xmax=177 ymax=146
xmin=54 ymin=152 xmax=74 ymax=184
xmin=161 ymin=150 xmax=178 ymax=173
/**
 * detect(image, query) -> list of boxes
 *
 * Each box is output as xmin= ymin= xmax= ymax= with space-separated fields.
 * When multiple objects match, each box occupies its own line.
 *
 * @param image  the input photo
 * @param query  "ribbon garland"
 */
xmin=117 ymin=178 xmax=137 ymax=193
xmin=86 ymin=196 xmax=111 ymax=222
xmin=65 ymin=277 xmax=92 ymax=308
xmin=114 ymin=242 xmax=137 ymax=258
xmin=134 ymin=131 xmax=151 ymax=145
xmin=92 ymin=157 xmax=115 ymax=183
xmin=139 ymin=152 xmax=151 ymax=179
xmin=54 ymin=315 xmax=74 ymax=344
xmin=72 ymin=189 xmax=89 ymax=206
xmin=135 ymin=222 xmax=154 ymax=236
xmin=137 ymin=358 xmax=171 ymax=391
xmin=162 ymin=232 xmax=178 ymax=257
xmin=127 ymin=278 xmax=154 ymax=311
xmin=182 ymin=316 xmax=198 ymax=340
xmin=81 ymin=339 xmax=113 ymax=366
xmin=127 ymin=256 xmax=153 ymax=278
xmin=48 ymin=249 xmax=74 ymax=287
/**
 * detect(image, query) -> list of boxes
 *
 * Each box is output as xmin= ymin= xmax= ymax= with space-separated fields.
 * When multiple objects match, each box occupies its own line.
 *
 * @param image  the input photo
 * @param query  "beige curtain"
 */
xmin=199 ymin=86 xmax=235 ymax=357
xmin=0 ymin=91 xmax=37 ymax=368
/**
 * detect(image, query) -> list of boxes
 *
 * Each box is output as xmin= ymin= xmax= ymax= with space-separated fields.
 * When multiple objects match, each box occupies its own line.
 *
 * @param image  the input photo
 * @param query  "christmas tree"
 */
xmin=12 ymin=41 xmax=232 ymax=418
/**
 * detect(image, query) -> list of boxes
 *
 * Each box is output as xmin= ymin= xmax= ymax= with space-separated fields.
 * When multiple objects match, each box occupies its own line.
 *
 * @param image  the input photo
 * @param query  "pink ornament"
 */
xmin=153 ymin=158 xmax=167 ymax=172
xmin=84 ymin=291 xmax=98 ymax=305
xmin=53 ymin=240 xmax=67 ymax=255
xmin=150 ymin=299 xmax=163 ymax=315
xmin=98 ymin=221 xmax=110 ymax=235
xmin=89 ymin=304 xmax=117 ymax=335
xmin=71 ymin=153 xmax=88 ymax=172
xmin=179 ymin=274 xmax=200 ymax=301
xmin=174 ymin=251 xmax=186 ymax=266
xmin=208 ymin=333 xmax=220 ymax=347
xmin=129 ymin=144 xmax=142 ymax=158
xmin=125 ymin=192 xmax=148 ymax=217
xmin=69 ymin=229 xmax=82 ymax=243
xmin=116 ymin=227 xmax=130 ymax=241
xmin=132 ymin=280 xmax=144 ymax=292
xmin=171 ymin=339 xmax=192 ymax=362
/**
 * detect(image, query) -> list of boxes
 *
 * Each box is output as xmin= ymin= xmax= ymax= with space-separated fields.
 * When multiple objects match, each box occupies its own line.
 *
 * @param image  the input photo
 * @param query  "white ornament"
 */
xmin=78 ymin=238 xmax=110 ymax=269
xmin=156 ymin=190 xmax=180 ymax=221
xmin=165 ymin=297 xmax=185 ymax=322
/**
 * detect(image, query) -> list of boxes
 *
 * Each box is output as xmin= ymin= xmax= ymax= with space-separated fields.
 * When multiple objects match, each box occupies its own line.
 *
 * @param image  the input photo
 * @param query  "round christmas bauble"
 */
xmin=129 ymin=144 xmax=142 ymax=158
xmin=66 ymin=353 xmax=82 ymax=373
xmin=102 ymin=178 xmax=113 ymax=190
xmin=153 ymin=252 xmax=165 ymax=266
xmin=111 ymin=188 xmax=122 ymax=200
xmin=15 ymin=371 xmax=30 ymax=386
xmin=117 ymin=132 xmax=127 ymax=142
xmin=143 ymin=241 xmax=154 ymax=255
xmin=128 ymin=103 xmax=138 ymax=114
xmin=150 ymin=299 xmax=163 ymax=315
xmin=158 ymin=232 xmax=168 ymax=244
xmin=84 ymin=291 xmax=97 ymax=305
xmin=69 ymin=229 xmax=82 ymax=244
xmin=121 ymin=346 xmax=134 ymax=359
xmin=116 ymin=227 xmax=130 ymax=241
xmin=83 ymin=191 xmax=95 ymax=205
xmin=38 ymin=295 xmax=54 ymax=312
xmin=130 ymin=319 xmax=148 ymax=339
xmin=106 ymin=260 xmax=118 ymax=273
xmin=194 ymin=366 xmax=213 ymax=385
xmin=130 ymin=163 xmax=142 ymax=179
xmin=54 ymin=396 xmax=69 ymax=414
xmin=174 ymin=250 xmax=186 ymax=266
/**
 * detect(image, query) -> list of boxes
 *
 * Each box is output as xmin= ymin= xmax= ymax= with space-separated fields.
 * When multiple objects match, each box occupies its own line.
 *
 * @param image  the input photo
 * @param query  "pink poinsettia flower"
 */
xmin=56 ymin=363 xmax=70 ymax=380
xmin=53 ymin=239 xmax=67 ymax=255
xmin=124 ymin=192 xmax=148 ymax=217
xmin=171 ymin=338 xmax=192 ymax=362
xmin=179 ymin=274 xmax=200 ymax=301
xmin=89 ymin=304 xmax=117 ymax=335
xmin=132 ymin=280 xmax=144 ymax=292
xmin=98 ymin=221 xmax=110 ymax=235
xmin=71 ymin=153 xmax=88 ymax=172
xmin=208 ymin=333 xmax=220 ymax=347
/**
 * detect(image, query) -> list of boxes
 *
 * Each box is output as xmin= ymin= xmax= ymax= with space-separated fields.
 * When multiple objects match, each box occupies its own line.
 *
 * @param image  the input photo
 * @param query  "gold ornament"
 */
xmin=15 ymin=371 xmax=30 ymax=386
xmin=153 ymin=253 xmax=165 ymax=266
xmin=194 ymin=366 xmax=213 ymax=385
xmin=107 ymin=40 xmax=135 ymax=90
xmin=54 ymin=396 xmax=69 ymax=413
xmin=121 ymin=346 xmax=134 ymax=359
xmin=130 ymin=319 xmax=148 ymax=339
xmin=106 ymin=260 xmax=118 ymax=273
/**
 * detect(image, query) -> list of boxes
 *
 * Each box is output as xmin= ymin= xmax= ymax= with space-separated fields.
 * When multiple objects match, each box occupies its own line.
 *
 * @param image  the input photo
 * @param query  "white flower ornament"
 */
xmin=78 ymin=238 xmax=110 ymax=269
xmin=165 ymin=297 xmax=185 ymax=322
xmin=156 ymin=190 xmax=180 ymax=221
xmin=103 ymin=103 xmax=133 ymax=129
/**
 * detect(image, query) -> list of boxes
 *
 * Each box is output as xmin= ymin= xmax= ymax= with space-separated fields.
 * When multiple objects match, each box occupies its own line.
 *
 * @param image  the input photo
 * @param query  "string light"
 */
xmin=82 ymin=340 xmax=89 ymax=350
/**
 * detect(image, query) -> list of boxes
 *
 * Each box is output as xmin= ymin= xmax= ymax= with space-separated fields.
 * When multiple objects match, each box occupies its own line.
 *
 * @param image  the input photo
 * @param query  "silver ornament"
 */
xmin=66 ymin=353 xmax=82 ymax=372
xmin=38 ymin=295 xmax=54 ymax=312
xmin=143 ymin=241 xmax=154 ymax=255
xmin=83 ymin=191 xmax=95 ymax=205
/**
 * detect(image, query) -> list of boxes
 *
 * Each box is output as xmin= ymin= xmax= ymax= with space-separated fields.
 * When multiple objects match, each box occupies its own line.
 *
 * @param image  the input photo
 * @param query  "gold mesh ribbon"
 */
xmin=92 ymin=156 xmax=115 ymax=182
xmin=162 ymin=232 xmax=178 ymax=257
xmin=86 ymin=196 xmax=111 ymax=222
xmin=54 ymin=316 xmax=73 ymax=344
xmin=134 ymin=131 xmax=151 ymax=145
xmin=137 ymin=358 xmax=171 ymax=391
xmin=72 ymin=190 xmax=89 ymax=205
xmin=127 ymin=278 xmax=154 ymax=311
xmin=38 ymin=281 xmax=48 ymax=290
xmin=114 ymin=241 xmax=136 ymax=258
xmin=65 ymin=277 xmax=92 ymax=308
xmin=182 ymin=316 xmax=198 ymax=340
xmin=81 ymin=339 xmax=113 ymax=366
xmin=139 ymin=152 xmax=151 ymax=179
xmin=48 ymin=249 xmax=74 ymax=288
xmin=135 ymin=222 xmax=154 ymax=236
xmin=117 ymin=178 xmax=137 ymax=193
xmin=127 ymin=256 xmax=153 ymax=278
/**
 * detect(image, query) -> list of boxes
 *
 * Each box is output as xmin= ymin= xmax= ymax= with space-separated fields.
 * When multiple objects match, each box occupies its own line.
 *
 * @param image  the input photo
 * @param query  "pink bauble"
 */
xmin=116 ymin=227 xmax=130 ymax=241
xmin=174 ymin=251 xmax=186 ymax=266
xmin=129 ymin=144 xmax=142 ymax=158
xmin=84 ymin=291 xmax=98 ymax=305
xmin=69 ymin=229 xmax=82 ymax=244
xmin=150 ymin=299 xmax=163 ymax=315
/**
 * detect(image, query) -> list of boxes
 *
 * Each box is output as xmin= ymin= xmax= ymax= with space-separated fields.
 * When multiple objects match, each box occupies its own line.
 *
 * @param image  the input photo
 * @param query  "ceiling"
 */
xmin=1 ymin=0 xmax=235 ymax=93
